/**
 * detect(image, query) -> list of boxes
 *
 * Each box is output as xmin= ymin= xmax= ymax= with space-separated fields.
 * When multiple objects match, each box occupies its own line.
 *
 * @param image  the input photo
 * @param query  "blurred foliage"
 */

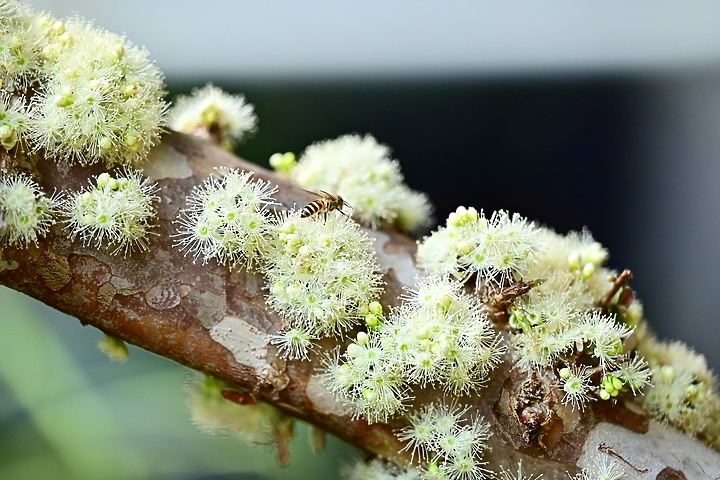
xmin=0 ymin=286 xmax=356 ymax=480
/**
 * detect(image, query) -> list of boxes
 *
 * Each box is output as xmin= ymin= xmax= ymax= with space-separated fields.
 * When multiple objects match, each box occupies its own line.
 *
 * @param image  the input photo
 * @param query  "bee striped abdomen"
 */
xmin=301 ymin=199 xmax=328 ymax=218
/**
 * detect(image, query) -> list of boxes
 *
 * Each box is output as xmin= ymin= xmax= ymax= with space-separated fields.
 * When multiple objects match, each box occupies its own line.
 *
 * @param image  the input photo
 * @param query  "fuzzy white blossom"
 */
xmin=174 ymin=168 xmax=277 ymax=269
xmin=0 ymin=1 xmax=167 ymax=166
xmin=324 ymin=277 xmax=504 ymax=423
xmin=573 ymin=456 xmax=625 ymax=480
xmin=169 ymin=83 xmax=257 ymax=150
xmin=558 ymin=365 xmax=593 ymax=411
xmin=290 ymin=133 xmax=432 ymax=232
xmin=62 ymin=168 xmax=158 ymax=255
xmin=30 ymin=15 xmax=167 ymax=165
xmin=522 ymin=228 xmax=614 ymax=311
xmin=269 ymin=327 xmax=316 ymax=360
xmin=417 ymin=206 xmax=540 ymax=287
xmin=0 ymin=172 xmax=58 ymax=246
xmin=0 ymin=92 xmax=30 ymax=150
xmin=264 ymin=210 xmax=383 ymax=337
xmin=640 ymin=339 xmax=720 ymax=447
xmin=0 ymin=1 xmax=46 ymax=90
xmin=342 ymin=458 xmax=422 ymax=480
xmin=396 ymin=403 xmax=492 ymax=480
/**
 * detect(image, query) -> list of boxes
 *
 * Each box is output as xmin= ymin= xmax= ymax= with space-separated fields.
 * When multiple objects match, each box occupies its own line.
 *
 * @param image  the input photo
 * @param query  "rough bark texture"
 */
xmin=1 ymin=131 xmax=719 ymax=479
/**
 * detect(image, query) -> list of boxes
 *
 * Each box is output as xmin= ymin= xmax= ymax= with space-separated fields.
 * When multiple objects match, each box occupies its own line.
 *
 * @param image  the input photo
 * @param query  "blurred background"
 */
xmin=3 ymin=0 xmax=720 ymax=478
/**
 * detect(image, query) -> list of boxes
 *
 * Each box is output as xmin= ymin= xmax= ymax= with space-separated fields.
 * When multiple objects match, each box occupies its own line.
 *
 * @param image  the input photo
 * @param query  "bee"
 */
xmin=301 ymin=191 xmax=351 ymax=219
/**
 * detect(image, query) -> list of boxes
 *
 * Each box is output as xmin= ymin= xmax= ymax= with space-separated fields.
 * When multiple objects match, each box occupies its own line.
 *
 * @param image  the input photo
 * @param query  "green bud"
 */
xmin=124 ymin=131 xmax=139 ymax=149
xmin=123 ymin=83 xmax=139 ymax=97
xmin=659 ymin=365 xmax=675 ymax=382
xmin=0 ymin=124 xmax=13 ymax=140
xmin=54 ymin=94 xmax=72 ymax=107
xmin=612 ymin=376 xmax=623 ymax=391
xmin=368 ymin=301 xmax=382 ymax=315
xmin=98 ymin=136 xmax=113 ymax=150
xmin=456 ymin=240 xmax=474 ymax=254
xmin=362 ymin=389 xmax=377 ymax=402
xmin=269 ymin=152 xmax=296 ymax=174
xmin=568 ymin=251 xmax=581 ymax=270
xmin=96 ymin=172 xmax=111 ymax=189
xmin=365 ymin=314 xmax=379 ymax=330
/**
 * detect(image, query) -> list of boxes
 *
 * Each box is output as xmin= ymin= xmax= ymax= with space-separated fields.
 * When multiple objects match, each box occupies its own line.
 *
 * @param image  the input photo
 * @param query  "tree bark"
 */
xmin=1 ymin=131 xmax=719 ymax=479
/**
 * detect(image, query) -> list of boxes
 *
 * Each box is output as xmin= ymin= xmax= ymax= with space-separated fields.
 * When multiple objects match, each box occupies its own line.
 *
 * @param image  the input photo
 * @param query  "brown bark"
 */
xmin=1 ymin=131 xmax=718 ymax=479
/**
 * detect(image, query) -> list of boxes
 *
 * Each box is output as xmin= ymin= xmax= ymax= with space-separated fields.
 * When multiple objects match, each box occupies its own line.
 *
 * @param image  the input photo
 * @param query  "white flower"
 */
xmin=558 ymin=365 xmax=593 ymax=411
xmin=62 ymin=167 xmax=158 ymax=255
xmin=264 ymin=210 xmax=383 ymax=337
xmin=417 ymin=207 xmax=540 ymax=287
xmin=0 ymin=172 xmax=58 ymax=247
xmin=174 ymin=168 xmax=277 ymax=269
xmin=169 ymin=83 xmax=257 ymax=149
xmin=29 ymin=15 xmax=167 ymax=166
xmin=269 ymin=327 xmax=316 ymax=360
xmin=291 ymin=133 xmax=432 ymax=231
xmin=0 ymin=92 xmax=30 ymax=150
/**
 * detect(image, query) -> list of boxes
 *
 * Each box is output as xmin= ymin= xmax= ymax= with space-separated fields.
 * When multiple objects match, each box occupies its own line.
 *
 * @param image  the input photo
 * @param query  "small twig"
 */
xmin=482 ymin=279 xmax=540 ymax=323
xmin=598 ymin=269 xmax=633 ymax=313
xmin=598 ymin=442 xmax=650 ymax=473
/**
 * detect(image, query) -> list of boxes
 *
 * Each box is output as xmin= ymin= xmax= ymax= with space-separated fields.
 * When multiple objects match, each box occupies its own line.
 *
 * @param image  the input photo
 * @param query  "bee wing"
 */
xmin=300 ymin=188 xmax=321 ymax=197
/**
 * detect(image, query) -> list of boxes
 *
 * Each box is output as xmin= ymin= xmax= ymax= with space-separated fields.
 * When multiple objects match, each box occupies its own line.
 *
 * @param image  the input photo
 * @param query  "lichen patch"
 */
xmin=146 ymin=281 xmax=183 ymax=310
xmin=37 ymin=251 xmax=72 ymax=291
xmin=306 ymin=374 xmax=352 ymax=418
xmin=141 ymin=143 xmax=193 ymax=180
xmin=368 ymin=229 xmax=419 ymax=289
xmin=210 ymin=315 xmax=289 ymax=392
xmin=578 ymin=421 xmax=720 ymax=479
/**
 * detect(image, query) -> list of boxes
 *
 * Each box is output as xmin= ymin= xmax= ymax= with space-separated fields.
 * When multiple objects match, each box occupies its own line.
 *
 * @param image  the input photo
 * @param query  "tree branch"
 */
xmin=1 ymin=132 xmax=719 ymax=478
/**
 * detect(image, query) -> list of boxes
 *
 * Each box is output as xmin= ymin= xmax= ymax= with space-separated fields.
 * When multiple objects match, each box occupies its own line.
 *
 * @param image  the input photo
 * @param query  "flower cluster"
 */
xmin=0 ymin=172 xmax=57 ymax=246
xmin=0 ymin=0 xmax=167 ymax=165
xmin=323 ymin=277 xmax=504 ymax=423
xmin=264 ymin=211 xmax=383 ymax=341
xmin=511 ymin=295 xmax=650 ymax=412
xmin=416 ymin=207 xmax=540 ymax=287
xmin=0 ymin=1 xmax=45 ymax=91
xmin=639 ymin=339 xmax=720 ymax=447
xmin=450 ymin=222 xmax=651 ymax=411
xmin=418 ymin=207 xmax=653 ymax=412
xmin=168 ymin=83 xmax=257 ymax=151
xmin=289 ymin=134 xmax=432 ymax=232
xmin=396 ymin=403 xmax=492 ymax=480
xmin=185 ymin=374 xmax=294 ymax=449
xmin=174 ymin=168 xmax=277 ymax=269
xmin=522 ymin=228 xmax=612 ymax=311
xmin=62 ymin=168 xmax=158 ymax=255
